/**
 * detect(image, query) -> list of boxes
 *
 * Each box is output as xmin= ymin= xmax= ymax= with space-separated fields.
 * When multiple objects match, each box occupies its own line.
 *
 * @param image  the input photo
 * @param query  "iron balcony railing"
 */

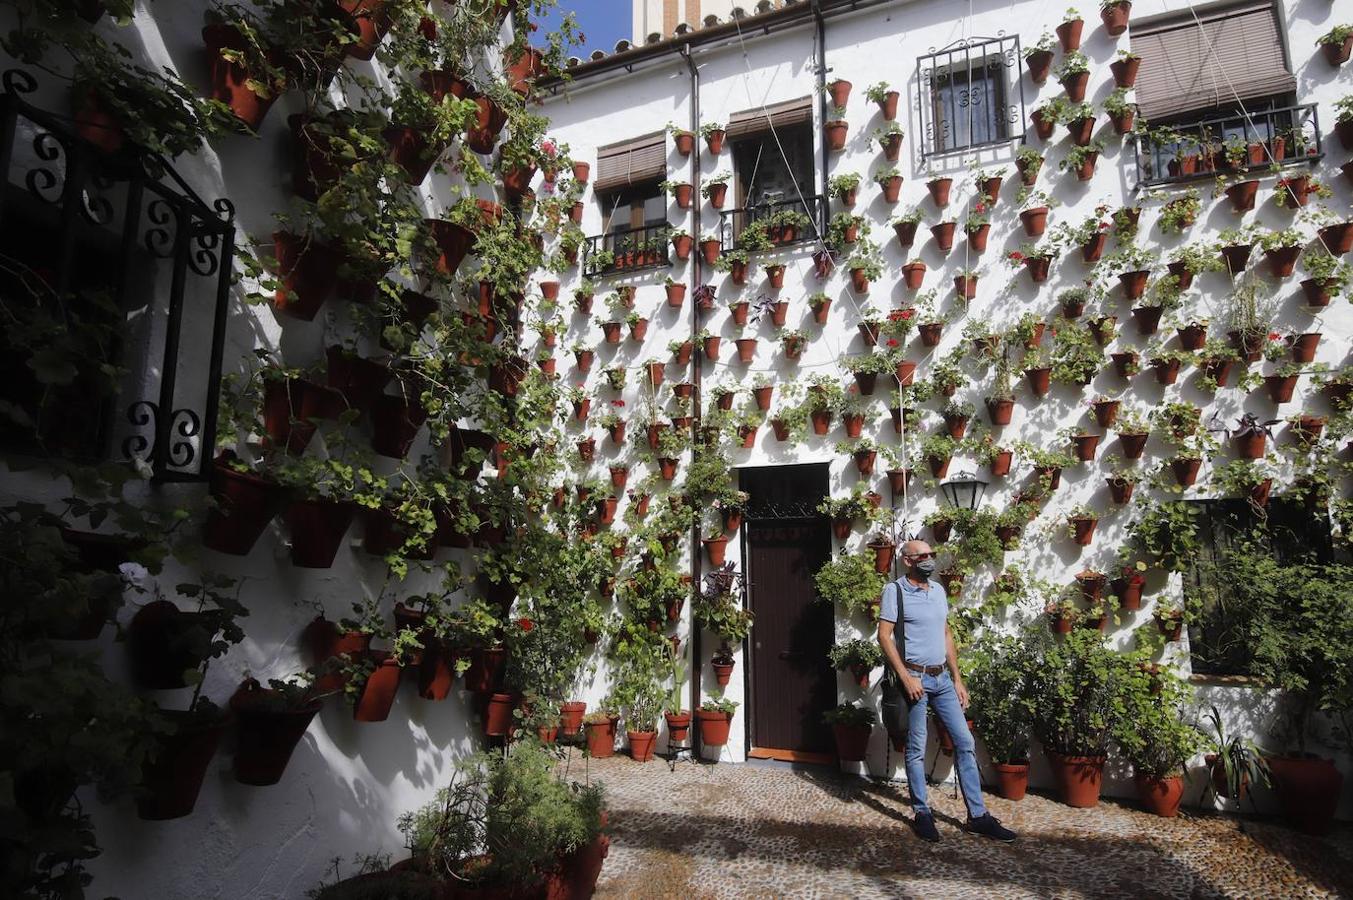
xmin=1134 ymin=102 xmax=1321 ymax=188
xmin=717 ymin=193 xmax=826 ymax=254
xmin=0 ymin=69 xmax=236 ymax=482
xmin=582 ymin=220 xmax=671 ymax=277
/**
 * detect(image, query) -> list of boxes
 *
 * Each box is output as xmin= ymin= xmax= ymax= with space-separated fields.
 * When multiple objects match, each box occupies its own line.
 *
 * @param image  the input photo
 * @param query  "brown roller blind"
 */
xmin=1133 ymin=1 xmax=1294 ymax=122
xmin=594 ymin=131 xmax=666 ymax=192
xmin=726 ymin=96 xmax=814 ymax=140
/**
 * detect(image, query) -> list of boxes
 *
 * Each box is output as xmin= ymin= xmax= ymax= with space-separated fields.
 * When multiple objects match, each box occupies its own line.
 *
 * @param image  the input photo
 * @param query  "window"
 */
xmin=588 ymin=131 xmax=669 ymax=275
xmin=1133 ymin=1 xmax=1295 ymax=124
xmin=1185 ymin=498 xmax=1333 ymax=678
xmin=929 ymin=56 xmax=1009 ymax=153
xmin=598 ymin=182 xmax=666 ymax=234
xmin=1131 ymin=1 xmax=1308 ymax=185
xmin=916 ymin=37 xmax=1021 ymax=158
xmin=725 ymin=97 xmax=817 ymax=247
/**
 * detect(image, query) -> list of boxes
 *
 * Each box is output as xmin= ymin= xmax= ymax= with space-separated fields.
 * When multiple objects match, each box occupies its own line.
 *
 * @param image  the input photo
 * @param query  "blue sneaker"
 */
xmin=965 ymin=813 xmax=1017 ymax=843
xmin=913 ymin=812 xmax=940 ymax=843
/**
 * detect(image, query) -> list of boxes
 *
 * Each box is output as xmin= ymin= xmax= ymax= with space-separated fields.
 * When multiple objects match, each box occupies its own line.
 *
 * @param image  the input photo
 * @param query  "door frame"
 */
xmin=737 ymin=463 xmax=833 ymax=760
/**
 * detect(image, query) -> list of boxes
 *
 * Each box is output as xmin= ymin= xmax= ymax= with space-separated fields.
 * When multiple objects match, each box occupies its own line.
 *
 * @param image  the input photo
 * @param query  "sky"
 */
xmin=535 ymin=1 xmax=631 ymax=58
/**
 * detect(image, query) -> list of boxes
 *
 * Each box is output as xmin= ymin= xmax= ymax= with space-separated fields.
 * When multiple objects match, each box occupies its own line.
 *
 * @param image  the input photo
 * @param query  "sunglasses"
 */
xmin=903 ymin=551 xmax=935 ymax=560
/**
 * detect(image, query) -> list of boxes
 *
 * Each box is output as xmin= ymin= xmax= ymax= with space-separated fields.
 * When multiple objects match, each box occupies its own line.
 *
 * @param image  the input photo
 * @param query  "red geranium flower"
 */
xmin=1008 ymin=251 xmax=1024 ymax=262
xmin=886 ymin=338 xmax=900 ymax=347
xmin=518 ymin=618 xmax=534 ymax=632
xmin=1267 ymin=331 xmax=1281 ymax=341
xmin=612 ymin=399 xmax=625 ymax=407
xmin=901 ymin=308 xmax=915 ymax=319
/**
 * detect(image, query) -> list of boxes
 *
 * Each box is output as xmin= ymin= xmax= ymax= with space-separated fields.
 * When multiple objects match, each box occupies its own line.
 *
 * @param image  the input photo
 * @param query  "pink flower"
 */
xmin=541 ymin=139 xmax=557 ymax=157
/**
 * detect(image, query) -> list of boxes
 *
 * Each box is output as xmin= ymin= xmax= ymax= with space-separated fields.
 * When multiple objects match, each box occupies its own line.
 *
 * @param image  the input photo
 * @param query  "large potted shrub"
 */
xmin=1028 ymin=628 xmax=1132 ymax=807
xmin=358 ymin=743 xmax=608 ymax=899
xmin=965 ymin=633 xmax=1035 ymax=800
xmin=1113 ymin=666 xmax=1201 ymax=817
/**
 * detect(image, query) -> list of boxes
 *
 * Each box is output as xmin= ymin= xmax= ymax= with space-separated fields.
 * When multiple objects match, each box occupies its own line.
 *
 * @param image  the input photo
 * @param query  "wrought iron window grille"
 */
xmin=0 ymin=69 xmax=236 ymax=483
xmin=915 ymin=35 xmax=1025 ymax=161
xmin=1132 ymin=102 xmax=1321 ymax=189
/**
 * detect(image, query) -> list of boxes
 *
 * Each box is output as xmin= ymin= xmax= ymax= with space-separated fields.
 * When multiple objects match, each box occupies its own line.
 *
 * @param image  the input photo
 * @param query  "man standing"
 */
xmin=877 ymin=539 xmax=1016 ymax=844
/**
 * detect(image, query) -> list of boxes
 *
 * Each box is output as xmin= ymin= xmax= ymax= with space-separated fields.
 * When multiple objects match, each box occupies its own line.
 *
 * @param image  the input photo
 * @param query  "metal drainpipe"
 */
xmin=812 ymin=0 xmax=829 ymax=240
xmin=682 ymin=42 xmax=703 ymax=752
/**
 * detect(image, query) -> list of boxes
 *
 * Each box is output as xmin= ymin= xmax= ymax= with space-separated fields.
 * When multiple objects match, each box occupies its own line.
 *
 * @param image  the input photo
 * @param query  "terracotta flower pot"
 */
xmin=1119 ymin=432 xmax=1148 ymax=459
xmin=1031 ymin=108 xmax=1057 ymax=140
xmin=1019 ymin=207 xmax=1049 ymax=236
xmin=1110 ymin=56 xmax=1139 ymax=88
xmin=698 ymin=710 xmax=732 ymax=747
xmin=353 ymin=653 xmax=402 ymax=722
xmin=674 ymin=131 xmax=694 ymax=155
xmin=1071 ymin=433 xmax=1100 ymax=461
xmin=627 ymin=731 xmax=657 ymax=762
xmin=705 ymin=129 xmax=726 ymax=154
xmin=1320 ymin=35 xmax=1353 ymax=67
xmin=1134 ymin=772 xmax=1184 ymax=817
xmin=1170 ymin=457 xmax=1202 ymax=487
xmin=893 ymin=220 xmax=919 ymax=246
xmin=1265 ymin=374 xmax=1298 ymax=403
xmin=1061 ymin=71 xmax=1089 ymax=102
xmin=203 ymin=24 xmax=282 ymax=131
xmin=285 ymin=498 xmax=355 ymax=568
xmin=584 ymin=717 xmax=618 ymax=758
xmin=203 ymin=461 xmax=281 ymax=556
xmin=1046 ymin=750 xmax=1104 ymax=808
xmin=1024 ymin=366 xmax=1052 ymax=397
xmin=1025 ymin=50 xmax=1053 ymax=84
xmin=1265 ymin=245 xmax=1302 ymax=278
xmin=137 ymin=710 xmax=230 ymax=820
xmin=1056 ymin=17 xmax=1084 ymax=52
xmin=665 ymin=711 xmax=691 ymax=742
xmin=1070 ymin=516 xmax=1097 ymax=545
xmin=1267 ymin=755 xmax=1344 ymax=834
xmin=832 ymin=723 xmax=871 ymax=762
xmin=877 ymin=90 xmax=900 ymax=120
xmin=824 ymin=120 xmax=849 ymax=151
xmin=230 ymin=681 xmax=322 ymax=786
xmin=985 ymin=397 xmax=1014 ymax=426
xmin=994 ymin=762 xmax=1030 ymax=801
xmin=712 ymin=659 xmax=735 ymax=687
xmin=703 ymin=535 xmax=728 ymax=566
xmin=926 ymin=177 xmax=952 ymax=207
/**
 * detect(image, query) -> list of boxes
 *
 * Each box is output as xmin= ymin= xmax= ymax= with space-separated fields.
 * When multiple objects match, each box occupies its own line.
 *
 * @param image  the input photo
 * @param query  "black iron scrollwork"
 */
xmin=167 ymin=408 xmax=200 ymax=469
xmin=122 ymin=400 xmax=157 ymax=462
xmin=190 ymin=223 xmax=222 ymax=277
xmin=121 ymin=400 xmax=200 ymax=470
xmin=25 ymin=131 xmax=66 ymax=204
xmin=81 ymin=172 xmax=116 ymax=226
xmin=144 ymin=198 xmax=178 ymax=258
xmin=213 ymin=198 xmax=236 ymax=224
xmin=3 ymin=68 xmax=37 ymax=96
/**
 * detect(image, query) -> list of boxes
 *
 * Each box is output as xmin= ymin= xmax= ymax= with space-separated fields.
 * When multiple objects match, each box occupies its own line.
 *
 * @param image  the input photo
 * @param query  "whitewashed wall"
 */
xmin=542 ymin=0 xmax=1353 ymax=812
xmin=0 ymin=0 xmax=1348 ymax=897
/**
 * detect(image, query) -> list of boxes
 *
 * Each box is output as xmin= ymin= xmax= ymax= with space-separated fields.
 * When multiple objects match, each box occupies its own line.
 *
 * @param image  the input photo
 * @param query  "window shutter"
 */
xmin=726 ymin=96 xmax=814 ymax=141
xmin=594 ymin=132 xmax=667 ymax=193
xmin=1133 ymin=1 xmax=1294 ymax=122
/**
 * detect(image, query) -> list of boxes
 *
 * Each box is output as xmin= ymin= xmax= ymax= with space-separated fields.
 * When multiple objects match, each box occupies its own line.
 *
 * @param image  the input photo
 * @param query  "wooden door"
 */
xmin=741 ymin=465 xmax=835 ymax=757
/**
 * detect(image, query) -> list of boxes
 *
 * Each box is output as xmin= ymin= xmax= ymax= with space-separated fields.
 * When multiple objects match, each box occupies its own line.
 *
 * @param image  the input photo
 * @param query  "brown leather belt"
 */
xmin=905 ymin=661 xmax=946 ymax=676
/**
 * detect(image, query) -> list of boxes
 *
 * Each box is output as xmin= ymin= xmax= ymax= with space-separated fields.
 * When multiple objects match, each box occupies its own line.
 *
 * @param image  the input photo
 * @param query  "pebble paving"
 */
xmin=571 ymin=755 xmax=1353 ymax=899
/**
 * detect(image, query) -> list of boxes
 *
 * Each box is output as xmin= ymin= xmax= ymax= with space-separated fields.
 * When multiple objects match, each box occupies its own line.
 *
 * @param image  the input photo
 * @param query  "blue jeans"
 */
xmin=904 ymin=671 xmax=988 ymax=819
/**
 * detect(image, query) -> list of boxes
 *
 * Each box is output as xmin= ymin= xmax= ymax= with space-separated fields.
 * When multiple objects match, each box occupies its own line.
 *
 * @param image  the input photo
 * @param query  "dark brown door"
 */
xmin=741 ymin=465 xmax=835 ymax=755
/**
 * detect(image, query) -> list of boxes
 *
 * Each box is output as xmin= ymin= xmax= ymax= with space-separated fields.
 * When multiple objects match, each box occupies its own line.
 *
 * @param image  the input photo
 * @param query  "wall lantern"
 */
xmin=939 ymin=471 xmax=988 ymax=511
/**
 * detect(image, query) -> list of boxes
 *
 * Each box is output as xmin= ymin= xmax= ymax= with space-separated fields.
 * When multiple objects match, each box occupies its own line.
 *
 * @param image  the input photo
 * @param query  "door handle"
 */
xmin=778 ymin=650 xmax=801 ymax=660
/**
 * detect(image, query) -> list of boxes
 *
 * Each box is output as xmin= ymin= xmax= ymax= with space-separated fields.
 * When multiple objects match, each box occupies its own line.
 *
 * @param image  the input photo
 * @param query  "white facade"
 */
xmin=0 ymin=0 xmax=1348 ymax=898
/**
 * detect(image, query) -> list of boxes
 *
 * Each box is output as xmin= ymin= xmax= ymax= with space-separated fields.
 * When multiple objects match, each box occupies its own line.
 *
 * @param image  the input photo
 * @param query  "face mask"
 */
xmin=912 ymin=559 xmax=937 ymax=576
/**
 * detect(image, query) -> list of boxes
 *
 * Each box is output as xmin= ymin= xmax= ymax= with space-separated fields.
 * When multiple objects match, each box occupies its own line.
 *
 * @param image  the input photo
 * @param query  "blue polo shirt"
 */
xmin=879 ymin=577 xmax=949 ymax=667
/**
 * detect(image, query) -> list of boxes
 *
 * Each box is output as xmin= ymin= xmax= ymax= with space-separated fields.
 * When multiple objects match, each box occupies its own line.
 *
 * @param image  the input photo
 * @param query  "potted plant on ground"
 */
xmin=1198 ymin=704 xmax=1269 ymax=805
xmin=824 ymin=702 xmax=875 ymax=763
xmin=965 ymin=632 xmax=1035 ymax=800
xmin=1114 ymin=666 xmax=1201 ymax=817
xmin=1028 ymin=627 xmax=1133 ymax=808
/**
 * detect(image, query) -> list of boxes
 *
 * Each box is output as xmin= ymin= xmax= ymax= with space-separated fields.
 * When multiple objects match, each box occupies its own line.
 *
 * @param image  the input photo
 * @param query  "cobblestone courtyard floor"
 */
xmin=574 ymin=755 xmax=1353 ymax=899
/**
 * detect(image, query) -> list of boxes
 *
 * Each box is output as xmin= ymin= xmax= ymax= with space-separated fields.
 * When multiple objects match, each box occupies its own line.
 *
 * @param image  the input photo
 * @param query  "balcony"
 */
xmin=1134 ymin=103 xmax=1321 ymax=188
xmin=717 ymin=194 xmax=826 ymax=254
xmin=582 ymin=220 xmax=670 ymax=277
